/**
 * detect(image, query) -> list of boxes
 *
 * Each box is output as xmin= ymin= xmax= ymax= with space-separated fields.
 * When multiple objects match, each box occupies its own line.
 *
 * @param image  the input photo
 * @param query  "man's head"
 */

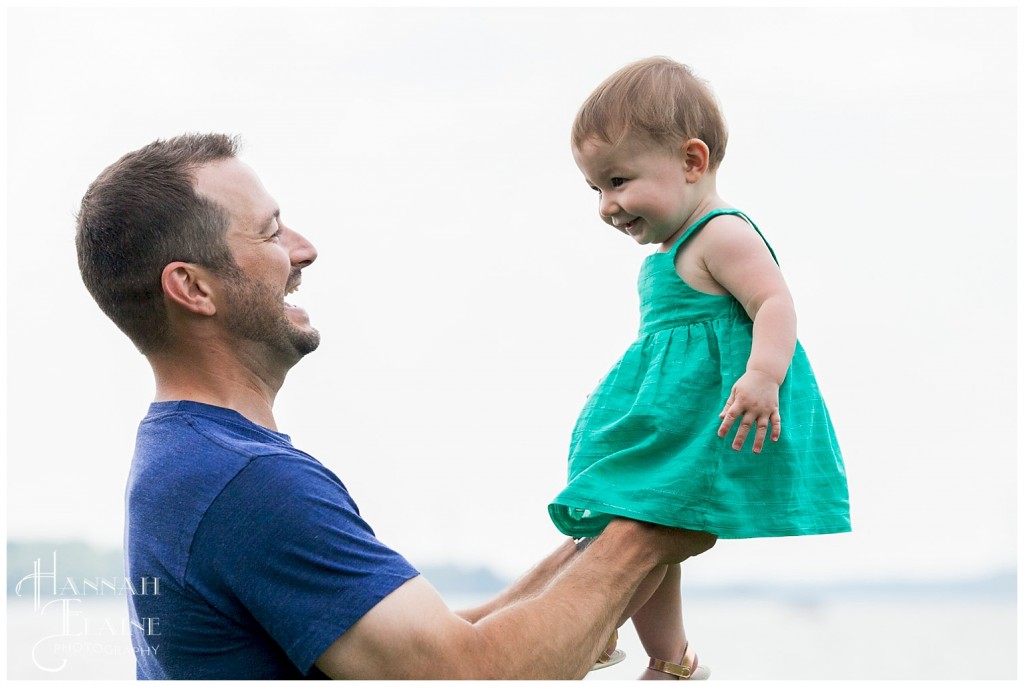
xmin=76 ymin=134 xmax=241 ymax=354
xmin=570 ymin=56 xmax=728 ymax=172
xmin=76 ymin=133 xmax=319 ymax=360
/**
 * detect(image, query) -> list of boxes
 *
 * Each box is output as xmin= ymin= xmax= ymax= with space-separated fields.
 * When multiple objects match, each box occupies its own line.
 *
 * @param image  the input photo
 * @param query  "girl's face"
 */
xmin=573 ymin=135 xmax=698 ymax=247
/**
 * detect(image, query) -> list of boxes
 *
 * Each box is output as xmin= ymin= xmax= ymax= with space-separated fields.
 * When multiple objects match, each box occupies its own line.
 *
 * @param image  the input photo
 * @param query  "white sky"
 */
xmin=5 ymin=5 xmax=1020 ymax=587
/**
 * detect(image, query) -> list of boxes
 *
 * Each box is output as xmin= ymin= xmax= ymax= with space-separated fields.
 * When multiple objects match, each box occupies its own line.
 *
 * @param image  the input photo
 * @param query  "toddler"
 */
xmin=548 ymin=57 xmax=851 ymax=680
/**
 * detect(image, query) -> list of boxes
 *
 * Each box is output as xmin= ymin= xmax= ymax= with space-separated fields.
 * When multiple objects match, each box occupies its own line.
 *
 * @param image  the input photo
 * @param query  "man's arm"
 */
xmin=454 ymin=537 xmax=579 ymax=624
xmin=314 ymin=519 xmax=715 ymax=679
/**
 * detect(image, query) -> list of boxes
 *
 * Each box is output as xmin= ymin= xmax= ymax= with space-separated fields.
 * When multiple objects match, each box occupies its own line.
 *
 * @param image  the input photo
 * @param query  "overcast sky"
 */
xmin=5 ymin=5 xmax=1019 ymax=587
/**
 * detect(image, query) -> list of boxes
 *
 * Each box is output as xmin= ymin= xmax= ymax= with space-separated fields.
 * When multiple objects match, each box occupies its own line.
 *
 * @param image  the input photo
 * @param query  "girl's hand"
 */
xmin=717 ymin=370 xmax=781 ymax=453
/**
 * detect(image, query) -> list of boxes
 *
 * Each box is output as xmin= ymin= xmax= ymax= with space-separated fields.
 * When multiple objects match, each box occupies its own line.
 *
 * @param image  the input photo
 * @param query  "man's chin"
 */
xmin=290 ymin=327 xmax=321 ymax=357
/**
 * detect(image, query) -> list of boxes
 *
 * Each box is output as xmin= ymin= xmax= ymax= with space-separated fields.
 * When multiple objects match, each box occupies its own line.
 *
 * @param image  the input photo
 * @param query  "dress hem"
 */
xmin=548 ymin=499 xmax=851 ymax=540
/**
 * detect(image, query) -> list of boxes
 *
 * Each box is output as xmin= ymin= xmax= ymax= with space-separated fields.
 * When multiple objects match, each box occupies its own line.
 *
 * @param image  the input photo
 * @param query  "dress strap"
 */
xmin=670 ymin=208 xmax=779 ymax=266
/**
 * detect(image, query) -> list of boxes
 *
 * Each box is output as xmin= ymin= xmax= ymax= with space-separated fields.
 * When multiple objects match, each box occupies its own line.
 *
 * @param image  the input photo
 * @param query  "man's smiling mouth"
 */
xmin=285 ymin=278 xmax=300 ymax=308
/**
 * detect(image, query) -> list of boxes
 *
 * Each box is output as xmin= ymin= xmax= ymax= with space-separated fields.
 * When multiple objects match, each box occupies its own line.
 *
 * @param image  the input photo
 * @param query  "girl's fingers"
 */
xmin=729 ymin=411 xmax=780 ymax=453
xmin=719 ymin=390 xmax=736 ymax=419
xmin=731 ymin=415 xmax=753 ymax=450
xmin=717 ymin=414 xmax=734 ymax=437
xmin=720 ymin=403 xmax=781 ymax=453
xmin=752 ymin=421 xmax=769 ymax=453
xmin=718 ymin=400 xmax=738 ymax=437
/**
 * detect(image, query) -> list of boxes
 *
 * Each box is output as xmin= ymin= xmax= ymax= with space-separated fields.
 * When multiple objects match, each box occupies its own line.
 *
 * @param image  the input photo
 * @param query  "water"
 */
xmin=7 ymin=597 xmax=137 ymax=680
xmin=585 ymin=596 xmax=1017 ymax=680
xmin=7 ymin=594 xmax=1016 ymax=679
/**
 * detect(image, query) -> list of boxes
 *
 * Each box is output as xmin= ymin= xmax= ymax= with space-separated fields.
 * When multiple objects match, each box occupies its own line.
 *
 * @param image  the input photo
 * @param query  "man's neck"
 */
xmin=148 ymin=349 xmax=283 ymax=431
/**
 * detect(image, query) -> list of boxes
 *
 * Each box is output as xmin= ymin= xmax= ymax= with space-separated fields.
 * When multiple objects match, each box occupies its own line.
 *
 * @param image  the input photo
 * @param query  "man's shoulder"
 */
xmin=131 ymin=399 xmax=337 ymax=501
xmin=138 ymin=400 xmax=296 ymax=457
xmin=126 ymin=400 xmax=347 ymax=585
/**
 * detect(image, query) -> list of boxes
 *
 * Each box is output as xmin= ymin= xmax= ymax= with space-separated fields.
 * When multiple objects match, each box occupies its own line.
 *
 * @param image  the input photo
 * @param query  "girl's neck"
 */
xmin=662 ymin=190 xmax=728 ymax=250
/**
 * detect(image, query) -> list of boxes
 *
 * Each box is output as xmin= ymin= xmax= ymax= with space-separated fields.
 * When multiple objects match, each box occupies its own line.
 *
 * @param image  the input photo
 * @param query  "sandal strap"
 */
xmin=596 ymin=628 xmax=619 ymax=662
xmin=648 ymin=645 xmax=699 ymax=679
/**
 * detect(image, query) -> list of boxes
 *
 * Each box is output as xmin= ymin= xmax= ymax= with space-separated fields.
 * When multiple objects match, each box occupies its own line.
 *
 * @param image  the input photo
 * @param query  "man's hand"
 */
xmin=607 ymin=519 xmax=717 ymax=568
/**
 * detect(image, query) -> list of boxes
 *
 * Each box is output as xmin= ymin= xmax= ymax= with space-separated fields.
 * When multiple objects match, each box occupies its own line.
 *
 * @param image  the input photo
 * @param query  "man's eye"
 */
xmin=611 ymin=178 xmax=626 ymax=187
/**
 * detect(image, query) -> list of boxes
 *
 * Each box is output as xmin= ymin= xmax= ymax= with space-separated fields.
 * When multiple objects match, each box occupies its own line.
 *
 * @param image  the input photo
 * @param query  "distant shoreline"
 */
xmin=8 ymin=538 xmax=1016 ymax=601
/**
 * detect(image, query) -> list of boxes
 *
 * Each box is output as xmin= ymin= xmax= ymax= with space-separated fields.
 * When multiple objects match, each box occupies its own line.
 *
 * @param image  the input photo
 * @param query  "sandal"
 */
xmin=647 ymin=644 xmax=711 ymax=680
xmin=591 ymin=628 xmax=626 ymax=671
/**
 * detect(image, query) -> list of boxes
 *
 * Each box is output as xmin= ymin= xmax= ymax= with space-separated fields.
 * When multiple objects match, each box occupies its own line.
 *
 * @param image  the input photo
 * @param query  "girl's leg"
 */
xmin=619 ymin=563 xmax=669 ymax=625
xmin=600 ymin=528 xmax=715 ymax=672
xmin=595 ymin=563 xmax=668 ymax=664
xmin=631 ymin=563 xmax=687 ymax=680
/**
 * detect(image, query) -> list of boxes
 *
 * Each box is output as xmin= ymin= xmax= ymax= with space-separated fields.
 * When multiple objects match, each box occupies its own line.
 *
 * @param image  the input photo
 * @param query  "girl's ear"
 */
xmin=681 ymin=138 xmax=710 ymax=181
xmin=161 ymin=262 xmax=218 ymax=317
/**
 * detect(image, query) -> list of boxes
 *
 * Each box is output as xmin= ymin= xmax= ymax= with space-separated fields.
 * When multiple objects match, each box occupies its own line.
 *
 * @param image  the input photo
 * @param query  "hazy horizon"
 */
xmin=8 ymin=536 xmax=1016 ymax=596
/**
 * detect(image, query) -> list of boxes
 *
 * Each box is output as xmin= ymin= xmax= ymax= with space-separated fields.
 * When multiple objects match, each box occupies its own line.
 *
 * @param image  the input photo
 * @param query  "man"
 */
xmin=75 ymin=133 xmax=716 ymax=679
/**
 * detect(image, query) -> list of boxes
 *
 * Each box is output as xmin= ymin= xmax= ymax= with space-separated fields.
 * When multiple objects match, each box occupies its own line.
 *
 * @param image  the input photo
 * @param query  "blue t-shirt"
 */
xmin=124 ymin=401 xmax=419 ymax=679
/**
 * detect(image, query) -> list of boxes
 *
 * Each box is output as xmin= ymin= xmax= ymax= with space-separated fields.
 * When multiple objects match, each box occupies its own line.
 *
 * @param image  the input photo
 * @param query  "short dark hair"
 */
xmin=75 ymin=133 xmax=241 ymax=354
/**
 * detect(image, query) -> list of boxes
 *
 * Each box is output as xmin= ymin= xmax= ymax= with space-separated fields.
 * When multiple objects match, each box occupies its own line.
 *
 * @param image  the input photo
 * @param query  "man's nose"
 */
xmin=286 ymin=228 xmax=317 ymax=267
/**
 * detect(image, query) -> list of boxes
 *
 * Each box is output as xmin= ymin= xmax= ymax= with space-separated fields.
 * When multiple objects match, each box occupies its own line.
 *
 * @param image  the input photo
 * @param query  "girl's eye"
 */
xmin=589 ymin=185 xmax=602 ymax=195
xmin=611 ymin=178 xmax=626 ymax=188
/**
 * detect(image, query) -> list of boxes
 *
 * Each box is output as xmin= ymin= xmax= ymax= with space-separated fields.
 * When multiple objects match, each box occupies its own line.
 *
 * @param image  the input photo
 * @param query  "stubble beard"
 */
xmin=221 ymin=271 xmax=321 ymax=359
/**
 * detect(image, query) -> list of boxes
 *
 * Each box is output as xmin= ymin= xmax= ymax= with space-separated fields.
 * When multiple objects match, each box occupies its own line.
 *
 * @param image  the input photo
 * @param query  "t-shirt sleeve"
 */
xmin=187 ymin=453 xmax=420 ymax=674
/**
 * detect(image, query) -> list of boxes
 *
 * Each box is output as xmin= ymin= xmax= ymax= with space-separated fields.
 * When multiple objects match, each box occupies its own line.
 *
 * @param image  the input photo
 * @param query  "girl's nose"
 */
xmin=599 ymin=194 xmax=619 ymax=219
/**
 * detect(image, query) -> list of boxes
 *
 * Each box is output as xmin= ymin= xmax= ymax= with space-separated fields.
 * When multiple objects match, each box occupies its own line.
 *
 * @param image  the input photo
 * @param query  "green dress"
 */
xmin=548 ymin=209 xmax=851 ymax=539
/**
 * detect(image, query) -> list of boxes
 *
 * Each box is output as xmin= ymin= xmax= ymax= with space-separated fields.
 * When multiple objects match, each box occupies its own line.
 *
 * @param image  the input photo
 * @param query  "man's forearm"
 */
xmin=461 ymin=519 xmax=662 ymax=678
xmin=316 ymin=520 xmax=715 ymax=679
xmin=455 ymin=538 xmax=580 ymax=624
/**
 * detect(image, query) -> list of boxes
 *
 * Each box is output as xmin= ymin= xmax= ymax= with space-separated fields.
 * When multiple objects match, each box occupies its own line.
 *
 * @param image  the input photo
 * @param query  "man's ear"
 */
xmin=681 ymin=138 xmax=710 ymax=182
xmin=161 ymin=262 xmax=217 ymax=316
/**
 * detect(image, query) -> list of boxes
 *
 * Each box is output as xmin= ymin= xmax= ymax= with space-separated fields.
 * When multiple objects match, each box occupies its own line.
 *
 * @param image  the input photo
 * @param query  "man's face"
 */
xmin=193 ymin=158 xmax=320 ymax=361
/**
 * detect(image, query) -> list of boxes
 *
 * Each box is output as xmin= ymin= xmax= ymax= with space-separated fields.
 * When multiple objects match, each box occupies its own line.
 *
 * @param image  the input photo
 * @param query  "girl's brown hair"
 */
xmin=572 ymin=57 xmax=728 ymax=170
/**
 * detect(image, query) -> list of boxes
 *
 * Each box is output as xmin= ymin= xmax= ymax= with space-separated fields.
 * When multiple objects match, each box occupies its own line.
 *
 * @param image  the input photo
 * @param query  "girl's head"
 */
xmin=571 ymin=57 xmax=728 ymax=171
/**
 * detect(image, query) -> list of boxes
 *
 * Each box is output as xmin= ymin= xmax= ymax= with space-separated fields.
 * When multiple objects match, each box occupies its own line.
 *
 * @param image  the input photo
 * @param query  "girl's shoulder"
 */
xmin=681 ymin=210 xmax=777 ymax=266
xmin=673 ymin=210 xmax=781 ymax=296
xmin=668 ymin=208 xmax=757 ymax=252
